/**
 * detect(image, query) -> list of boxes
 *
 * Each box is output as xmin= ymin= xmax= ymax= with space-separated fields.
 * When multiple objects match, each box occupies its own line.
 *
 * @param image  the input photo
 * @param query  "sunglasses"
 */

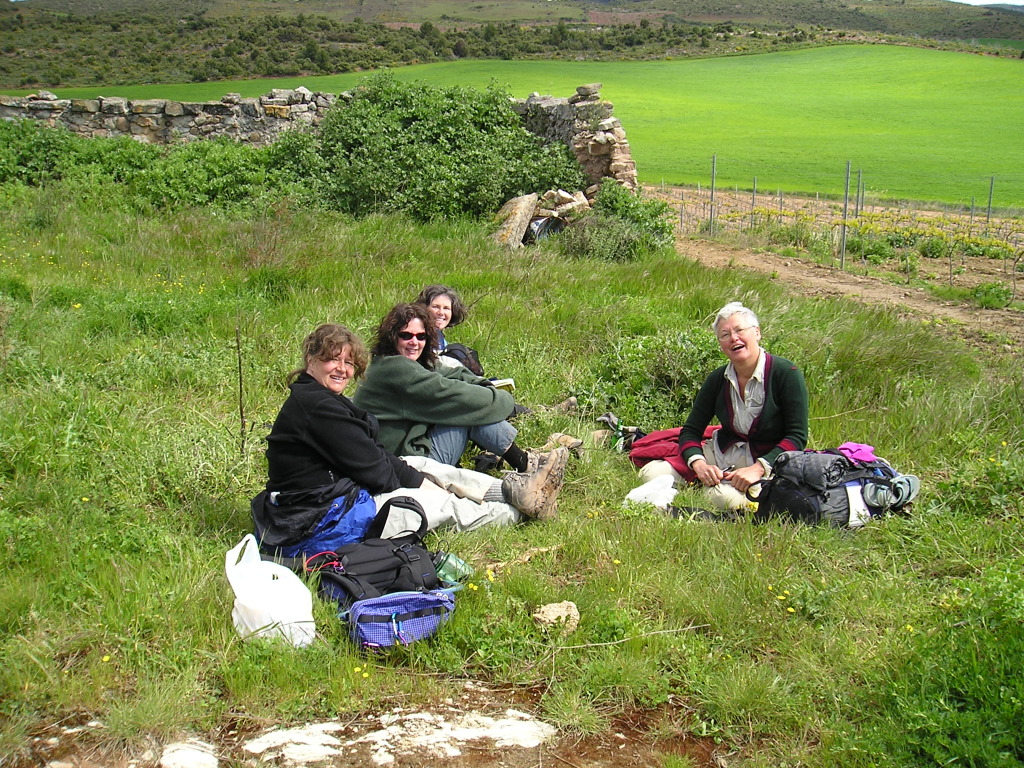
xmin=397 ymin=331 xmax=428 ymax=341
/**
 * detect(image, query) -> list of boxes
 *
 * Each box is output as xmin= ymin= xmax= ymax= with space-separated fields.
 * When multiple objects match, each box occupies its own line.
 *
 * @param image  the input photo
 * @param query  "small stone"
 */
xmin=533 ymin=602 xmax=580 ymax=636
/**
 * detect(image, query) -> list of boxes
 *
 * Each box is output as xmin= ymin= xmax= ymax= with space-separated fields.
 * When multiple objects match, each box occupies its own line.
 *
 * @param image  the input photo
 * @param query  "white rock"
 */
xmin=532 ymin=601 xmax=580 ymax=635
xmin=160 ymin=739 xmax=218 ymax=768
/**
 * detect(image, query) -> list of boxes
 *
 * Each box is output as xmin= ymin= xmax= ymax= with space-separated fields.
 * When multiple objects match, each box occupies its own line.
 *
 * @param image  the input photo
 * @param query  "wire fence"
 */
xmin=644 ymin=161 xmax=1024 ymax=303
xmin=647 ymin=167 xmax=1024 ymax=268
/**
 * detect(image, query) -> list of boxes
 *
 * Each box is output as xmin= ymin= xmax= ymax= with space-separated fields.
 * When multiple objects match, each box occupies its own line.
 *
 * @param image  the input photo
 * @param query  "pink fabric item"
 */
xmin=836 ymin=442 xmax=877 ymax=462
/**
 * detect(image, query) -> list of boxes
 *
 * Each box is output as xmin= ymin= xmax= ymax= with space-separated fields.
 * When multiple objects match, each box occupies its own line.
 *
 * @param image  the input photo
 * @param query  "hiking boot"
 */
xmin=474 ymin=452 xmax=502 ymax=473
xmin=591 ymin=429 xmax=613 ymax=447
xmin=541 ymin=432 xmax=584 ymax=457
xmin=502 ymin=447 xmax=569 ymax=521
xmin=525 ymin=445 xmax=569 ymax=474
xmin=554 ymin=396 xmax=578 ymax=412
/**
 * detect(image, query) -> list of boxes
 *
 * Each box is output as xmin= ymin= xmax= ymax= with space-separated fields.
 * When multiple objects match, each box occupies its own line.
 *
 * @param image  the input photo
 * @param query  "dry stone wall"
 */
xmin=0 ymin=87 xmax=334 ymax=145
xmin=0 ymin=82 xmax=637 ymax=189
xmin=511 ymin=83 xmax=637 ymax=193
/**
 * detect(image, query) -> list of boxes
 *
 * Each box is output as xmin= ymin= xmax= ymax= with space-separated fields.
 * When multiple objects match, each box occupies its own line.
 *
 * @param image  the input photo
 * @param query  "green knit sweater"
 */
xmin=352 ymin=354 xmax=515 ymax=457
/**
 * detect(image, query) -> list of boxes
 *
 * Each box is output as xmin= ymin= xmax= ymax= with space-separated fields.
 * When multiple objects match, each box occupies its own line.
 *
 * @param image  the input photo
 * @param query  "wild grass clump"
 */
xmin=0 ymin=184 xmax=1021 ymax=765
xmin=839 ymin=560 xmax=1024 ymax=767
xmin=578 ymin=328 xmax=720 ymax=429
xmin=560 ymin=179 xmax=674 ymax=261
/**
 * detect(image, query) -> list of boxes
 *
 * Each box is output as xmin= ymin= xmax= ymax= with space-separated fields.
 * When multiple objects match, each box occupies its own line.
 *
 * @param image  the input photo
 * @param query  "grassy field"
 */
xmin=1 ymin=178 xmax=1022 ymax=765
xmin=7 ymin=46 xmax=1023 ymax=207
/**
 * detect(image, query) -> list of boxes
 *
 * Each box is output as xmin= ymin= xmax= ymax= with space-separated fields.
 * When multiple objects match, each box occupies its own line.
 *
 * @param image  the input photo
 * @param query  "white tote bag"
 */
xmin=224 ymin=534 xmax=316 ymax=648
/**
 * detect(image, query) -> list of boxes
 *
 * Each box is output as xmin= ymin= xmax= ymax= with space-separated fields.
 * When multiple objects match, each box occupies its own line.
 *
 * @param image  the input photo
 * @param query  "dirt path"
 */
xmin=674 ymin=235 xmax=1024 ymax=354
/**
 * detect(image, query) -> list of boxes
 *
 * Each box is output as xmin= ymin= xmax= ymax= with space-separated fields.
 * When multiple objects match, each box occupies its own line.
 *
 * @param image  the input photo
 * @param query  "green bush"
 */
xmin=582 ymin=329 xmax=721 ymax=429
xmin=0 ymin=119 xmax=76 ymax=185
xmin=849 ymin=233 xmax=897 ymax=262
xmin=316 ymin=73 xmax=584 ymax=220
xmin=917 ymin=235 xmax=947 ymax=259
xmin=971 ymin=281 xmax=1013 ymax=309
xmin=136 ymin=138 xmax=272 ymax=210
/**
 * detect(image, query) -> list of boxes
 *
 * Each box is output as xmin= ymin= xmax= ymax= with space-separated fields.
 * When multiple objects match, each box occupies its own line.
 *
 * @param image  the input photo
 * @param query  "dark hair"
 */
xmin=371 ymin=303 xmax=438 ymax=369
xmin=288 ymin=323 xmax=368 ymax=384
xmin=414 ymin=284 xmax=467 ymax=327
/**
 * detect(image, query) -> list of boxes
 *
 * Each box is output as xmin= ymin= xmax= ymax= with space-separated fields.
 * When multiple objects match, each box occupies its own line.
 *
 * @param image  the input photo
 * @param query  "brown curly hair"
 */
xmin=288 ymin=323 xmax=368 ymax=384
xmin=371 ymin=303 xmax=439 ymax=369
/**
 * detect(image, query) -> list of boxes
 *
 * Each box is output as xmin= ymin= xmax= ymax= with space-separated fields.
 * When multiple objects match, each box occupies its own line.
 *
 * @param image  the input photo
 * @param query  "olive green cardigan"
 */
xmin=352 ymin=354 xmax=514 ymax=457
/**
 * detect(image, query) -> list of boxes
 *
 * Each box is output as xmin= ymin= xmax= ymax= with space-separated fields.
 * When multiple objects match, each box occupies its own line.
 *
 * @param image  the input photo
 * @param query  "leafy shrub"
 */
xmin=886 ymin=227 xmax=919 ymax=248
xmin=558 ymin=214 xmax=653 ymax=262
xmin=591 ymin=179 xmax=673 ymax=243
xmin=959 ymin=237 xmax=1014 ymax=260
xmin=135 ymin=138 xmax=271 ymax=210
xmin=316 ymin=73 xmax=584 ymax=220
xmin=971 ymin=281 xmax=1013 ymax=309
xmin=849 ymin=234 xmax=896 ymax=263
xmin=583 ymin=329 xmax=721 ymax=429
xmin=765 ymin=218 xmax=814 ymax=248
xmin=0 ymin=118 xmax=76 ymax=185
xmin=559 ymin=179 xmax=673 ymax=261
xmin=67 ymin=134 xmax=162 ymax=184
xmin=917 ymin=236 xmax=947 ymax=259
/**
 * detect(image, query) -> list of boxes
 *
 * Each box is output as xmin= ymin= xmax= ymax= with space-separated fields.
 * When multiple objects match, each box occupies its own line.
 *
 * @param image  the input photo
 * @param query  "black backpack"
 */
xmin=304 ymin=496 xmax=441 ymax=606
xmin=440 ymin=342 xmax=485 ymax=377
xmin=748 ymin=450 xmax=911 ymax=528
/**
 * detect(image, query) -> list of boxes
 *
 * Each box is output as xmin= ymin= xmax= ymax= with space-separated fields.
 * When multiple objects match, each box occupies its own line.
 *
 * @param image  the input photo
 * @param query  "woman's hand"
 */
xmin=723 ymin=463 xmax=765 ymax=494
xmin=691 ymin=458 xmax=725 ymax=487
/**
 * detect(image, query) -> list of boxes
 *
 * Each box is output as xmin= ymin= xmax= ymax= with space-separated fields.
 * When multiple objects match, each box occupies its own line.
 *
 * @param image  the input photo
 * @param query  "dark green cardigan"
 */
xmin=678 ymin=353 xmax=809 ymax=467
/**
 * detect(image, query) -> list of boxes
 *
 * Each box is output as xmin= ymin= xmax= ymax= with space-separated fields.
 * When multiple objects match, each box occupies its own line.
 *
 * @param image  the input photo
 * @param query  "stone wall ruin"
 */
xmin=0 ymin=82 xmax=637 ymax=191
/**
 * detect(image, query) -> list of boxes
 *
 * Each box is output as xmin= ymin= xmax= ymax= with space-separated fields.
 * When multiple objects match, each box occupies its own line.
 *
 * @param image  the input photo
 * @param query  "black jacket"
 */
xmin=253 ymin=373 xmax=425 ymax=547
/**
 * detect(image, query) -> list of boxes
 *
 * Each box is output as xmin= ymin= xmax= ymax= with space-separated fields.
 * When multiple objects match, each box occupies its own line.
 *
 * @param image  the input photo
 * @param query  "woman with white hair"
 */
xmin=641 ymin=302 xmax=809 ymax=512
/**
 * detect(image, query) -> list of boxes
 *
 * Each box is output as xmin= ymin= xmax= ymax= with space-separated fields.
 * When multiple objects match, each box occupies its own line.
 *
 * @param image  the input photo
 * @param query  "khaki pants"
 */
xmin=637 ymin=441 xmax=769 ymax=512
xmin=373 ymin=456 xmax=521 ymax=537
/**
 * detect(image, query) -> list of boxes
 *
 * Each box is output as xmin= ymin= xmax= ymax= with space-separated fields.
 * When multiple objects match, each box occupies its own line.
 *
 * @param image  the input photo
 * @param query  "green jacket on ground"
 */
xmin=353 ymin=354 xmax=515 ymax=457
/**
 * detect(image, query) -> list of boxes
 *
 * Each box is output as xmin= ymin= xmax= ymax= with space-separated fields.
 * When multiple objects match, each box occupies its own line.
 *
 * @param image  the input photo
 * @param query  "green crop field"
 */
xmin=7 ymin=46 xmax=1023 ymax=207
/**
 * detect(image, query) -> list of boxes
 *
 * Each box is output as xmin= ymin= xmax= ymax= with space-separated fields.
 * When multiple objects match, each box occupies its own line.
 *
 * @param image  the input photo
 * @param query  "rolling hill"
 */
xmin=12 ymin=0 xmax=1024 ymax=40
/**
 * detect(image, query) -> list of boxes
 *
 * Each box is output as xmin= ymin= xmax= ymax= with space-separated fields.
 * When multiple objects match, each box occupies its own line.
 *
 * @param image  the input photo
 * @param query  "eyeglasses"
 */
xmin=397 ymin=331 xmax=428 ymax=341
xmin=717 ymin=326 xmax=754 ymax=341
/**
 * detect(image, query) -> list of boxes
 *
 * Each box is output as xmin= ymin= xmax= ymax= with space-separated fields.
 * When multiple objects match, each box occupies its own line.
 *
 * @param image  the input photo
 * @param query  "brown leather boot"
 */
xmin=502 ymin=447 xmax=569 ymax=521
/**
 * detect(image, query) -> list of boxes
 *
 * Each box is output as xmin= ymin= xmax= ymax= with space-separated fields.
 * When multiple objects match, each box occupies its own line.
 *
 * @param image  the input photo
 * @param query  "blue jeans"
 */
xmin=428 ymin=420 xmax=517 ymax=466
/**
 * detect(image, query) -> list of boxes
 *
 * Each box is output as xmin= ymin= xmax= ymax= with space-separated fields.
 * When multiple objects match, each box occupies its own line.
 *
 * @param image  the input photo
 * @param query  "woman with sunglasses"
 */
xmin=353 ymin=303 xmax=545 ymax=471
xmin=639 ymin=302 xmax=808 ymax=512
xmin=252 ymin=323 xmax=569 ymax=558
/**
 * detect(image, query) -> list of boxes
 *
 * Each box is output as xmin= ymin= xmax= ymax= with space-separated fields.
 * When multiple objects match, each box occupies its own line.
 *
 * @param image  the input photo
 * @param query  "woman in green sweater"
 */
xmin=353 ymin=303 xmax=543 ymax=471
xmin=640 ymin=302 xmax=809 ymax=512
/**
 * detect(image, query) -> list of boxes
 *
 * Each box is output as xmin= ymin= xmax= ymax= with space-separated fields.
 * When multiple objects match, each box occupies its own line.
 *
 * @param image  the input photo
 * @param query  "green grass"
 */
xmin=6 ymin=46 xmax=1022 ymax=207
xmin=0 ymin=182 xmax=1022 ymax=764
xmin=978 ymin=37 xmax=1024 ymax=50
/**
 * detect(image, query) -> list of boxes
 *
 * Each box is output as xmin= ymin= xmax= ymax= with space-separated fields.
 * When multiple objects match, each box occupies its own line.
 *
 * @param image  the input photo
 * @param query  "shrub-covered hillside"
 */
xmin=3 ymin=0 xmax=1023 ymax=89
